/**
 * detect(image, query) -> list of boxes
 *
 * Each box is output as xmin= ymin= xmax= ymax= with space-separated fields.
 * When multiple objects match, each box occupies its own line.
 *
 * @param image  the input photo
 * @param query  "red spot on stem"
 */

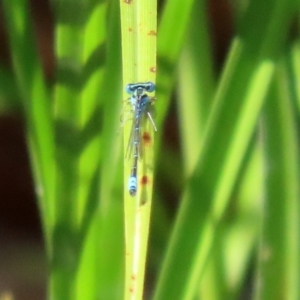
xmin=140 ymin=175 xmax=149 ymax=186
xmin=124 ymin=0 xmax=132 ymax=3
xmin=148 ymin=30 xmax=157 ymax=36
xmin=142 ymin=132 xmax=151 ymax=145
xmin=150 ymin=66 xmax=156 ymax=73
xmin=141 ymin=198 xmax=147 ymax=205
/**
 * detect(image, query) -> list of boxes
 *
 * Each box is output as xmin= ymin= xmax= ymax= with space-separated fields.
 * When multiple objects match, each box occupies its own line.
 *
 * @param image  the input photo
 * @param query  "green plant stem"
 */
xmin=178 ymin=0 xmax=215 ymax=176
xmin=255 ymin=57 xmax=300 ymax=300
xmin=154 ymin=0 xmax=297 ymax=299
xmin=119 ymin=0 xmax=157 ymax=299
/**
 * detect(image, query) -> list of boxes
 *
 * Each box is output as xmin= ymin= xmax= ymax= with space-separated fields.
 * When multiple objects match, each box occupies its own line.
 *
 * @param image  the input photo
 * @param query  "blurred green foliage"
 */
xmin=0 ymin=0 xmax=299 ymax=299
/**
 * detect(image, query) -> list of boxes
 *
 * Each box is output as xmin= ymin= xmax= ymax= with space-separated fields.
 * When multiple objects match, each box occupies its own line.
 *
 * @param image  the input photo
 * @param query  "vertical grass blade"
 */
xmin=177 ymin=0 xmax=215 ymax=175
xmin=255 ymin=57 xmax=300 ymax=299
xmin=290 ymin=40 xmax=300 ymax=112
xmin=120 ymin=0 xmax=157 ymax=299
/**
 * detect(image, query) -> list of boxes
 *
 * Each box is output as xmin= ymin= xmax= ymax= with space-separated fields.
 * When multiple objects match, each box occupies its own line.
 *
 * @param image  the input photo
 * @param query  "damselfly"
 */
xmin=124 ymin=82 xmax=157 ymax=196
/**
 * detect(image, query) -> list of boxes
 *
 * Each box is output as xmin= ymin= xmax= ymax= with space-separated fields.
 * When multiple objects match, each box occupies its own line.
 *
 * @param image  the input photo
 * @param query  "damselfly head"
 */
xmin=125 ymin=82 xmax=156 ymax=94
xmin=145 ymin=82 xmax=155 ymax=92
xmin=126 ymin=84 xmax=134 ymax=94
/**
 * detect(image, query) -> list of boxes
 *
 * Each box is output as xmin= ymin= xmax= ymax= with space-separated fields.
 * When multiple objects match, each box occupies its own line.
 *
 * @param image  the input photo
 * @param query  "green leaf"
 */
xmin=255 ymin=54 xmax=300 ymax=300
xmin=119 ymin=0 xmax=157 ymax=298
xmin=154 ymin=0 xmax=297 ymax=299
